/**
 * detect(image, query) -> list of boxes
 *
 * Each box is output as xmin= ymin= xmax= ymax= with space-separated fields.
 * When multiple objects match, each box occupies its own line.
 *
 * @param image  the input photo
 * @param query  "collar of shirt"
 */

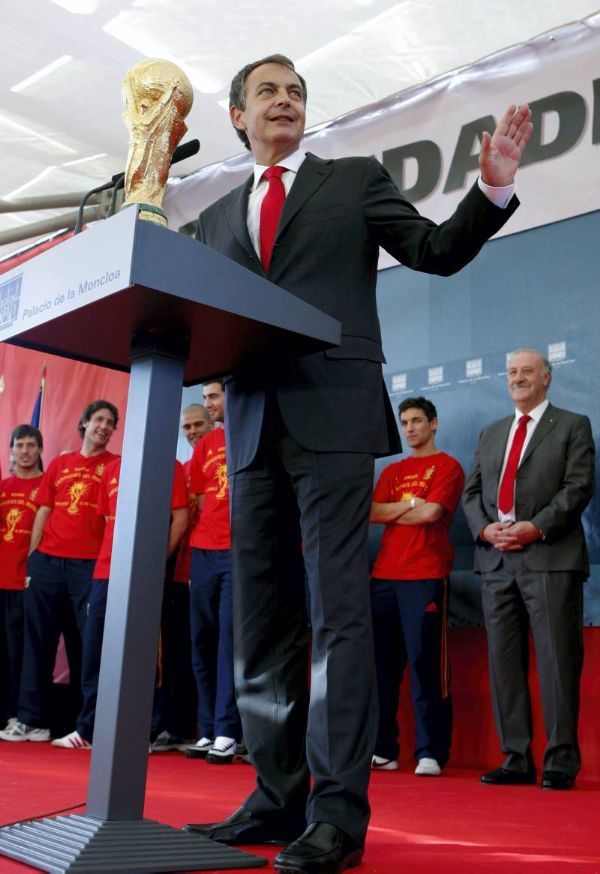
xmin=512 ymin=398 xmax=549 ymax=425
xmin=252 ymin=148 xmax=306 ymax=192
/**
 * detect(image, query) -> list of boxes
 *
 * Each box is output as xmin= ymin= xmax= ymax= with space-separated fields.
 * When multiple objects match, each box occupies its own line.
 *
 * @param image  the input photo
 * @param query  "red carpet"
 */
xmin=0 ymin=744 xmax=598 ymax=873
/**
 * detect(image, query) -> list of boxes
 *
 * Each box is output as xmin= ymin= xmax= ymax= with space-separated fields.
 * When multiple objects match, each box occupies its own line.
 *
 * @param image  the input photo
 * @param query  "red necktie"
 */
xmin=497 ymin=414 xmax=531 ymax=513
xmin=260 ymin=166 xmax=286 ymax=271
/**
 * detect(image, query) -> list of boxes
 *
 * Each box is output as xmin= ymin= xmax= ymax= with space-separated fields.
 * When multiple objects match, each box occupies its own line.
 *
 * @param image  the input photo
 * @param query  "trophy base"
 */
xmin=121 ymin=201 xmax=168 ymax=227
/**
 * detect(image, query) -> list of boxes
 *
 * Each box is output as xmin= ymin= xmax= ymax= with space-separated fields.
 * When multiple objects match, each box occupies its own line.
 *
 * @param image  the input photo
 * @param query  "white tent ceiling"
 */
xmin=1 ymin=0 xmax=599 ymax=258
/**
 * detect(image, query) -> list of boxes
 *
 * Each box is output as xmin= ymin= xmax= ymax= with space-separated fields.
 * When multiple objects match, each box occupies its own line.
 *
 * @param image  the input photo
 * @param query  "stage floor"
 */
xmin=0 ymin=743 xmax=598 ymax=873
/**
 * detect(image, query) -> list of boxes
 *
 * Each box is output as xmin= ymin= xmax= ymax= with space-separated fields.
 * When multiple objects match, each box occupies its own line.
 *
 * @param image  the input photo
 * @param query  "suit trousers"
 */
xmin=481 ymin=552 xmax=583 ymax=777
xmin=229 ymin=401 xmax=378 ymax=845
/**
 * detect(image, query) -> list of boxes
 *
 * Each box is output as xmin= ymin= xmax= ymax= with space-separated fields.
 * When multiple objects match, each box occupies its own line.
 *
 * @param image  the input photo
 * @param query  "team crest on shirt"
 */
xmin=67 ymin=481 xmax=88 ymax=515
xmin=3 ymin=508 xmax=23 ymax=541
xmin=95 ymin=463 xmax=105 ymax=476
xmin=216 ymin=463 xmax=228 ymax=499
xmin=30 ymin=487 xmax=39 ymax=502
xmin=424 ymin=466 xmax=435 ymax=480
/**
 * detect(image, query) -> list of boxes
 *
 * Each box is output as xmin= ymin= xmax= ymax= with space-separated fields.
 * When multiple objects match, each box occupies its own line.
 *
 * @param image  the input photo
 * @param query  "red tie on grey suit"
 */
xmin=260 ymin=166 xmax=286 ymax=271
xmin=497 ymin=414 xmax=531 ymax=513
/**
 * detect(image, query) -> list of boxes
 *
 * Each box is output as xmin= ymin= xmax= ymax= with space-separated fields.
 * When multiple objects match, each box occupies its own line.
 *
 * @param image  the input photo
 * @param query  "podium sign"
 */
xmin=0 ymin=211 xmax=340 ymax=873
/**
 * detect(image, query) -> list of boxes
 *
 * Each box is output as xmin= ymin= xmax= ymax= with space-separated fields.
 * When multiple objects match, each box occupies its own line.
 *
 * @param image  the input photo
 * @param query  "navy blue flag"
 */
xmin=30 ymin=366 xmax=46 ymax=428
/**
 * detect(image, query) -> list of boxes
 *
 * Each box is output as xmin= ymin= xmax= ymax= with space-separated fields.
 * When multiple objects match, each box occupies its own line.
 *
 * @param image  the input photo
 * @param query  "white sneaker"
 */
xmin=1 ymin=717 xmax=18 ymax=732
xmin=184 ymin=737 xmax=213 ymax=759
xmin=415 ymin=757 xmax=442 ymax=776
xmin=0 ymin=720 xmax=50 ymax=742
xmin=51 ymin=730 xmax=92 ymax=749
xmin=371 ymin=755 xmax=398 ymax=771
xmin=206 ymin=736 xmax=237 ymax=764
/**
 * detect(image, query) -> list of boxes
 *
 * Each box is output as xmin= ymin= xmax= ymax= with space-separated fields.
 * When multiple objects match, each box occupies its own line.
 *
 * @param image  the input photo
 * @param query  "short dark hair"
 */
xmin=398 ymin=397 xmax=437 ymax=422
xmin=203 ymin=378 xmax=225 ymax=391
xmin=78 ymin=400 xmax=119 ymax=438
xmin=10 ymin=424 xmax=43 ymax=449
xmin=229 ymin=54 xmax=307 ymax=150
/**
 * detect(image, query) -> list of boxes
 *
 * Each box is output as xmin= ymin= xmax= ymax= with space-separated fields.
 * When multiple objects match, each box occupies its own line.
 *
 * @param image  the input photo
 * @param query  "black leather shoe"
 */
xmin=481 ymin=767 xmax=536 ymax=785
xmin=274 ymin=822 xmax=363 ymax=873
xmin=184 ymin=805 xmax=304 ymax=845
xmin=541 ymin=770 xmax=574 ymax=790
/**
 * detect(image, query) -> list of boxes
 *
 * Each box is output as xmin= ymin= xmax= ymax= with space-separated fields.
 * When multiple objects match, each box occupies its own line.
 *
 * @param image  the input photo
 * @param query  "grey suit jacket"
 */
xmin=462 ymin=403 xmax=595 ymax=574
xmin=197 ymin=152 xmax=518 ymax=473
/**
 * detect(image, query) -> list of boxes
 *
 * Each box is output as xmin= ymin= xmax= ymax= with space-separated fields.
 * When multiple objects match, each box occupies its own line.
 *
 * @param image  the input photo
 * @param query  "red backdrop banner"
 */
xmin=0 ymin=343 xmax=129 ymax=475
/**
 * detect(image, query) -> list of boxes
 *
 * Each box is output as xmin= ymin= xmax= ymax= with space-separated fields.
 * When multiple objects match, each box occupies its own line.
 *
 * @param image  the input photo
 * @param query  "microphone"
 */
xmin=75 ymin=138 xmax=201 ymax=231
xmin=170 ymin=138 xmax=200 ymax=165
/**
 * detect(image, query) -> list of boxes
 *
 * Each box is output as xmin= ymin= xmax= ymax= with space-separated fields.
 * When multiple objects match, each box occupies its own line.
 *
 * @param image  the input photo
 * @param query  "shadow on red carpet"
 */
xmin=0 ymin=744 xmax=599 ymax=872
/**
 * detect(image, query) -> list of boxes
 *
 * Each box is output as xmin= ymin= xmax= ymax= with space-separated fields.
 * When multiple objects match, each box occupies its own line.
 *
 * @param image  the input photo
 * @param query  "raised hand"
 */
xmin=480 ymin=104 xmax=533 ymax=187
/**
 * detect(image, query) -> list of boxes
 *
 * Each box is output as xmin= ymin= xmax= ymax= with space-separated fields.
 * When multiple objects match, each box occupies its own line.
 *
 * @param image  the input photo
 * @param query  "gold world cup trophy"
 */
xmin=120 ymin=59 xmax=194 ymax=227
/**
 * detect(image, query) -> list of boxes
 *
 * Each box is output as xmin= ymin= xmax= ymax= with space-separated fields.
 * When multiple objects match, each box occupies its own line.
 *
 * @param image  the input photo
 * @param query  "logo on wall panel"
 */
xmin=0 ymin=274 xmax=22 ymax=333
xmin=392 ymin=373 xmax=407 ymax=393
xmin=428 ymin=366 xmax=444 ymax=385
xmin=548 ymin=341 xmax=566 ymax=363
xmin=466 ymin=358 xmax=482 ymax=378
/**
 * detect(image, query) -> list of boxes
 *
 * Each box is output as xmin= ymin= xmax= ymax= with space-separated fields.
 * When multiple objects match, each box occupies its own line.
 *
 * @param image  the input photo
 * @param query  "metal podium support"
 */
xmin=0 ymin=209 xmax=339 ymax=873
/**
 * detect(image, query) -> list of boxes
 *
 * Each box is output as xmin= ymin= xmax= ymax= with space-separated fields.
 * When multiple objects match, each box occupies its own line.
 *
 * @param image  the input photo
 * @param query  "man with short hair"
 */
xmin=180 ymin=403 xmax=212 ymax=449
xmin=186 ymin=53 xmax=532 ymax=870
xmin=463 ymin=349 xmax=594 ymax=790
xmin=369 ymin=398 xmax=464 ymax=777
xmin=0 ymin=425 xmax=44 ymax=732
xmin=186 ymin=379 xmax=242 ymax=763
xmin=0 ymin=401 xmax=118 ymax=742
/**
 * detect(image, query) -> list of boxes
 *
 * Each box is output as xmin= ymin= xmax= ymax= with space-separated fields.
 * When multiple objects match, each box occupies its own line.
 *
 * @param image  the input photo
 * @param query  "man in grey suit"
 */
xmin=463 ymin=348 xmax=594 ymax=791
xmin=185 ymin=53 xmax=532 ymax=872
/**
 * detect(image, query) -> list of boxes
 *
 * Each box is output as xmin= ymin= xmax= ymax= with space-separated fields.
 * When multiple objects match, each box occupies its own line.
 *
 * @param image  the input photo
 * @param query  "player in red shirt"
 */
xmin=0 ymin=425 xmax=44 ymax=734
xmin=369 ymin=397 xmax=464 ymax=775
xmin=52 ymin=456 xmax=189 ymax=748
xmin=0 ymin=401 xmax=119 ymax=743
xmin=185 ymin=380 xmax=242 ymax=763
xmin=147 ymin=403 xmax=212 ymax=752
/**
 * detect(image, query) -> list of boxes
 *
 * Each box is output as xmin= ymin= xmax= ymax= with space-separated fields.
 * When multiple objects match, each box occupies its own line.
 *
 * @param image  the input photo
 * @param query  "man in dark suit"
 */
xmin=463 ymin=348 xmax=594 ymax=791
xmin=184 ymin=54 xmax=532 ymax=872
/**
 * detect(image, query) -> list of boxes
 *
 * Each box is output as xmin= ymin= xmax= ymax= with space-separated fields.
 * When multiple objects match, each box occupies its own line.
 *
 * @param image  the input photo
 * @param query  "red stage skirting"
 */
xmin=0 ymin=628 xmax=598 ymax=872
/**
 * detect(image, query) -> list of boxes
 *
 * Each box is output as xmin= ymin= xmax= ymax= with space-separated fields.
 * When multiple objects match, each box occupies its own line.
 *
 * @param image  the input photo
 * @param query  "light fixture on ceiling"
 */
xmin=11 ymin=55 xmax=74 ymax=94
xmin=0 ymin=114 xmax=77 ymax=155
xmin=62 ymin=153 xmax=108 ymax=167
xmin=48 ymin=0 xmax=98 ymax=13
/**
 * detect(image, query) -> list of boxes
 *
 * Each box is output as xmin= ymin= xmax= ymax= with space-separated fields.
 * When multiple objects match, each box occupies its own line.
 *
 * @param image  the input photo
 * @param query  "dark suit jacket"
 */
xmin=197 ymin=153 xmax=518 ymax=474
xmin=462 ymin=403 xmax=595 ymax=574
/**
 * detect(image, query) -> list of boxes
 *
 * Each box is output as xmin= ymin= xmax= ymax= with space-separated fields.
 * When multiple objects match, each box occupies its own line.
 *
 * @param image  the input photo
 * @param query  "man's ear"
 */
xmin=230 ymin=105 xmax=245 ymax=132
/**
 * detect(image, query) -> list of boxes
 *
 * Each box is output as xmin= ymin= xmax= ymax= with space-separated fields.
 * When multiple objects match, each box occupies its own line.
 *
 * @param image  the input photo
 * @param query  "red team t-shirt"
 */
xmin=173 ymin=457 xmax=198 ymax=584
xmin=36 ymin=450 xmax=117 ymax=559
xmin=189 ymin=428 xmax=230 ymax=551
xmin=371 ymin=452 xmax=465 ymax=580
xmin=93 ymin=456 xmax=189 ymax=579
xmin=0 ymin=474 xmax=44 ymax=589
